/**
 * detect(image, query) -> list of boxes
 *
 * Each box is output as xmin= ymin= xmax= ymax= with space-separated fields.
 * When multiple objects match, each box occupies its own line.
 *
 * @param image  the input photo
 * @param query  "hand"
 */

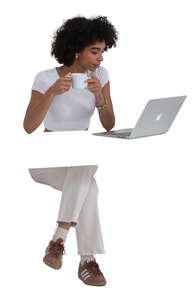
xmin=50 ymin=72 xmax=72 ymax=96
xmin=85 ymin=73 xmax=102 ymax=96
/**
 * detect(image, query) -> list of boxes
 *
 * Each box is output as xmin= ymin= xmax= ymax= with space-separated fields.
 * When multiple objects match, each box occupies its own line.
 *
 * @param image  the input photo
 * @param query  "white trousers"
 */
xmin=29 ymin=165 xmax=105 ymax=255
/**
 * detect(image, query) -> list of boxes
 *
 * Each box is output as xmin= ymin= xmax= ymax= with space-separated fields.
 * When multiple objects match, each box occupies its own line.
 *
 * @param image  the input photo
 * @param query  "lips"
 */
xmin=93 ymin=64 xmax=100 ymax=68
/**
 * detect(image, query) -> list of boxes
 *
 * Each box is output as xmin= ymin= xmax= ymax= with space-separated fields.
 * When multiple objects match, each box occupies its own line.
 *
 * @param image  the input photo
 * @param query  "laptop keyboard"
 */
xmin=93 ymin=128 xmax=133 ymax=138
xmin=106 ymin=131 xmax=132 ymax=138
xmin=108 ymin=131 xmax=130 ymax=136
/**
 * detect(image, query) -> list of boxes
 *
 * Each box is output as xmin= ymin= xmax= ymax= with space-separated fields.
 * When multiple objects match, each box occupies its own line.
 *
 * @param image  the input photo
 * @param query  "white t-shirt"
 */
xmin=32 ymin=66 xmax=109 ymax=131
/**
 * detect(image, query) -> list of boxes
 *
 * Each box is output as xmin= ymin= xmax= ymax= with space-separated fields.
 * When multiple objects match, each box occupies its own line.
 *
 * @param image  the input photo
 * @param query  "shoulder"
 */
xmin=32 ymin=68 xmax=57 ymax=93
xmin=95 ymin=66 xmax=109 ymax=77
xmin=93 ymin=66 xmax=109 ymax=88
xmin=34 ymin=68 xmax=56 ymax=80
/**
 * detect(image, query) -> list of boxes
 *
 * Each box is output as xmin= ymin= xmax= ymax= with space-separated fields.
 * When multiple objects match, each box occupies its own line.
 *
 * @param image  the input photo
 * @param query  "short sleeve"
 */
xmin=96 ymin=66 xmax=109 ymax=88
xmin=31 ymin=72 xmax=45 ymax=94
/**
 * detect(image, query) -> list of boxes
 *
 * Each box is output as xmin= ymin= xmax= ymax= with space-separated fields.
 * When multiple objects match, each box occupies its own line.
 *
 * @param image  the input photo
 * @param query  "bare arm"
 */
xmin=95 ymin=81 xmax=115 ymax=131
xmin=23 ymin=73 xmax=72 ymax=134
xmin=23 ymin=87 xmax=55 ymax=134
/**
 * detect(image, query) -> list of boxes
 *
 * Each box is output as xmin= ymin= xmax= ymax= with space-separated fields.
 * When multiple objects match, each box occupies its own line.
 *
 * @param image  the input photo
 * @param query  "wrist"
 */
xmin=46 ymin=86 xmax=55 ymax=98
xmin=96 ymin=97 xmax=108 ymax=111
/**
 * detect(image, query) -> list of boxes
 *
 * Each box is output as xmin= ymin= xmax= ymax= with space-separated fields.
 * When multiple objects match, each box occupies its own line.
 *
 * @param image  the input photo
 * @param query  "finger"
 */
xmin=85 ymin=78 xmax=96 ymax=83
xmin=85 ymin=86 xmax=97 ymax=91
xmin=61 ymin=81 xmax=72 ymax=88
xmin=87 ymin=83 xmax=99 ymax=89
xmin=62 ymin=76 xmax=72 ymax=81
xmin=86 ymin=84 xmax=99 ymax=90
xmin=88 ymin=73 xmax=96 ymax=78
xmin=65 ymin=82 xmax=72 ymax=88
xmin=64 ymin=77 xmax=72 ymax=81
xmin=64 ymin=72 xmax=72 ymax=78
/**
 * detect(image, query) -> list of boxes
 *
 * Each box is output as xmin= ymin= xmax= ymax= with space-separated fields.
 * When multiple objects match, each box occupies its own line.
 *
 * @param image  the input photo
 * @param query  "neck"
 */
xmin=64 ymin=61 xmax=87 ymax=73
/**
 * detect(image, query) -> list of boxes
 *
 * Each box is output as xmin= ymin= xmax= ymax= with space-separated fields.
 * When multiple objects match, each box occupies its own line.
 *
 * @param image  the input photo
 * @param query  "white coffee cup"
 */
xmin=71 ymin=73 xmax=88 ymax=89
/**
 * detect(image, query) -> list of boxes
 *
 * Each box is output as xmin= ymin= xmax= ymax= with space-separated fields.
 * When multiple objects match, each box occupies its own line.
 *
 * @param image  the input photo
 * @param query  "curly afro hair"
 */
xmin=51 ymin=15 xmax=119 ymax=66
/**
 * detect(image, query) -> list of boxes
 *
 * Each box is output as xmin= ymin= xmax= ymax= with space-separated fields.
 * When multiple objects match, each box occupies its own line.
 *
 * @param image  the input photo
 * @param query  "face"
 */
xmin=78 ymin=41 xmax=106 ymax=72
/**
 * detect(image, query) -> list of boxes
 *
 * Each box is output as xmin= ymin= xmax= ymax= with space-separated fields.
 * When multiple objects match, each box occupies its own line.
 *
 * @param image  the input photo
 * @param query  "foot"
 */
xmin=43 ymin=238 xmax=64 ymax=270
xmin=78 ymin=259 xmax=106 ymax=286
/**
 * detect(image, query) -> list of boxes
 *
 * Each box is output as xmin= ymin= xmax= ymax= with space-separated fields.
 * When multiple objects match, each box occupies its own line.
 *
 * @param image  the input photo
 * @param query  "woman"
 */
xmin=24 ymin=16 xmax=119 ymax=286
xmin=23 ymin=16 xmax=118 ymax=133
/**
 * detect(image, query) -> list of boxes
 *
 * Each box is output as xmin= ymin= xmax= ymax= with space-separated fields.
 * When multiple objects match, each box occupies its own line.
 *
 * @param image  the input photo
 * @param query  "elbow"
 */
xmin=23 ymin=120 xmax=34 ymax=134
xmin=23 ymin=125 xmax=33 ymax=134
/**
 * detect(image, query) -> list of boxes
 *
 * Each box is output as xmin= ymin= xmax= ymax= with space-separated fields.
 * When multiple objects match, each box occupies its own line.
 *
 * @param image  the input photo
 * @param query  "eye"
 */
xmin=91 ymin=51 xmax=98 ymax=55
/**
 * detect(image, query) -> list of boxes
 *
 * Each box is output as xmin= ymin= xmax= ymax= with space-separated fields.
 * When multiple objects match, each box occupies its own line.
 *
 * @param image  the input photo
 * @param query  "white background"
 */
xmin=1 ymin=0 xmax=195 ymax=299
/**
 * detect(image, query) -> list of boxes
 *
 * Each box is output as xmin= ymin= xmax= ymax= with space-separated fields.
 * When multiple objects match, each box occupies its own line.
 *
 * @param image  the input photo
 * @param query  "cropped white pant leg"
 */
xmin=29 ymin=165 xmax=105 ymax=255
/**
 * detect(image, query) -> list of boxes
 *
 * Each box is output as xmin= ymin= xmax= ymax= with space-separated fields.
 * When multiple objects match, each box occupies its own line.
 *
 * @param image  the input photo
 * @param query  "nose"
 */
xmin=97 ymin=54 xmax=103 ymax=62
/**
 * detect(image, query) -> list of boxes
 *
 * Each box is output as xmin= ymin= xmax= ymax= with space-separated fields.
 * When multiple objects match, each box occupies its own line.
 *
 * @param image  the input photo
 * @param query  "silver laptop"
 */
xmin=93 ymin=95 xmax=186 ymax=139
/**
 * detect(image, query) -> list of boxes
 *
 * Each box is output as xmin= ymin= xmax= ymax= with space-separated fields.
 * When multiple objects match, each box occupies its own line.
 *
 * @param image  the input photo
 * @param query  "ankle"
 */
xmin=80 ymin=255 xmax=95 ymax=265
xmin=53 ymin=226 xmax=69 ymax=242
xmin=58 ymin=222 xmax=72 ymax=230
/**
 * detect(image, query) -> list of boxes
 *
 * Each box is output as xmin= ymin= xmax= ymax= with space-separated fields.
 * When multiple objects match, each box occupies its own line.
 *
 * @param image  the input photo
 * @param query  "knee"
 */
xmin=92 ymin=177 xmax=99 ymax=193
